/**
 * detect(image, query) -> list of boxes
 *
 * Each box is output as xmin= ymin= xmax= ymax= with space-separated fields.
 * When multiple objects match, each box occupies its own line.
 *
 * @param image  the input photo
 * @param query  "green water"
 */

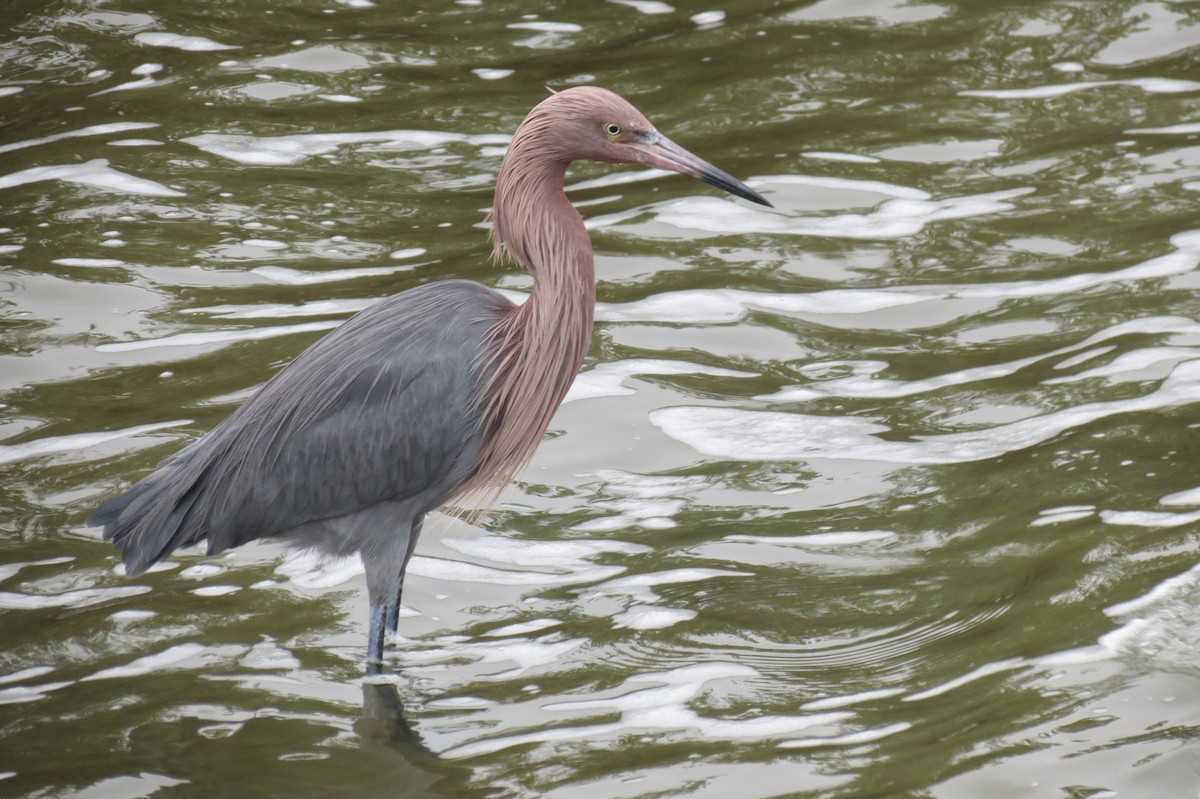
xmin=3 ymin=0 xmax=1200 ymax=796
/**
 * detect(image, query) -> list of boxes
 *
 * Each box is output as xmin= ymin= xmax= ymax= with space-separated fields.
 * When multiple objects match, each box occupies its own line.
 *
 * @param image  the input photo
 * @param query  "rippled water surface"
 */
xmin=4 ymin=0 xmax=1200 ymax=796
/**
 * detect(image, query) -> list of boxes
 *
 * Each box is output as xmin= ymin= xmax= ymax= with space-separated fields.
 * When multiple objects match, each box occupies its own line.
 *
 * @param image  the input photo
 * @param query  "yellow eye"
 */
xmin=604 ymin=123 xmax=621 ymax=137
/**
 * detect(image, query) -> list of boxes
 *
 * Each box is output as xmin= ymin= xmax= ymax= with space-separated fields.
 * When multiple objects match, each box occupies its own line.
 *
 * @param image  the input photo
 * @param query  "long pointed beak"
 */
xmin=637 ymin=134 xmax=773 ymax=208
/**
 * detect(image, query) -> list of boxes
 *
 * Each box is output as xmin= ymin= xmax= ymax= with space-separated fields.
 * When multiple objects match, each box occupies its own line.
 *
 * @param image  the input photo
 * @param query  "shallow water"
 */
xmin=3 ymin=0 xmax=1200 ymax=796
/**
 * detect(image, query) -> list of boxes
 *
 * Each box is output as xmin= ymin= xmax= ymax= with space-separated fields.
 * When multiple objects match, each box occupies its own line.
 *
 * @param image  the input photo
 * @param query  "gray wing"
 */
xmin=92 ymin=280 xmax=511 ymax=575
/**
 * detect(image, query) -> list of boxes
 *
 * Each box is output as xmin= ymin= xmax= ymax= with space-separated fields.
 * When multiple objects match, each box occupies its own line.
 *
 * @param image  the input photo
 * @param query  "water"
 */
xmin=3 ymin=0 xmax=1200 ymax=795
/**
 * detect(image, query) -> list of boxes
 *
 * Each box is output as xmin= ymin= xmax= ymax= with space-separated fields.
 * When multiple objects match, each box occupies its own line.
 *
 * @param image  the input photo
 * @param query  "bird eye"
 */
xmin=604 ymin=123 xmax=622 ymax=137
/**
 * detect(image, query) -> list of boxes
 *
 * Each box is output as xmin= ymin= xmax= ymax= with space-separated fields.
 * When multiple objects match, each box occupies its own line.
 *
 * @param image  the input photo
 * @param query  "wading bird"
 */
xmin=91 ymin=87 xmax=771 ymax=672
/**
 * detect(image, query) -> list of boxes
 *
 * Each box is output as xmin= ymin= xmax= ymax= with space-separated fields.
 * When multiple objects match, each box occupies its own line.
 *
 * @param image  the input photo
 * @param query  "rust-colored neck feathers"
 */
xmin=458 ymin=93 xmax=599 ymax=503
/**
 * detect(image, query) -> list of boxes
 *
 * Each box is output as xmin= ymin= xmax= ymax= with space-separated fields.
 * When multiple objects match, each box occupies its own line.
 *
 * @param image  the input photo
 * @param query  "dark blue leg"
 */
xmin=366 ymin=602 xmax=387 ymax=675
xmin=384 ymin=574 xmax=405 ymax=637
xmin=360 ymin=517 xmax=423 ymax=674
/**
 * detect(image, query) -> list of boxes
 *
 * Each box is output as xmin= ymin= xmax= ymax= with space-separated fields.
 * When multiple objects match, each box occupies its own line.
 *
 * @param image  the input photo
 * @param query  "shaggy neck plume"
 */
xmin=460 ymin=112 xmax=596 ymax=502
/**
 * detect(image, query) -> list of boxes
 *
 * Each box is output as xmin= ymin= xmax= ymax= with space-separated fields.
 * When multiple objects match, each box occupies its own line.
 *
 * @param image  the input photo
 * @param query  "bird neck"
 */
xmin=463 ymin=150 xmax=596 ymax=503
xmin=490 ymin=149 xmax=596 ymax=336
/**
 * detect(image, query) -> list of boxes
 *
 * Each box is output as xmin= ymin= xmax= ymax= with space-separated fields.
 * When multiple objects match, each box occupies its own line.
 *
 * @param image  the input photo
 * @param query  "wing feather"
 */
xmin=93 ymin=280 xmax=511 ymax=574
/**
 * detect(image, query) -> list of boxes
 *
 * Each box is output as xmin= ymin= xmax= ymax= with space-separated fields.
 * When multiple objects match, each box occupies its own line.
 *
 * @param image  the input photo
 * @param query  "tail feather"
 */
xmin=89 ymin=458 xmax=213 ymax=576
xmin=89 ymin=482 xmax=153 ymax=533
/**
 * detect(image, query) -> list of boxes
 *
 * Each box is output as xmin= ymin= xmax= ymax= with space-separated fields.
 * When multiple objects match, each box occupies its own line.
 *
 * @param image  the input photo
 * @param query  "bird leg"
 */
xmin=363 ymin=545 xmax=407 ymax=675
xmin=384 ymin=518 xmax=422 ymax=639
xmin=384 ymin=574 xmax=405 ymax=637
xmin=362 ymin=517 xmax=422 ymax=674
xmin=366 ymin=603 xmax=388 ymax=676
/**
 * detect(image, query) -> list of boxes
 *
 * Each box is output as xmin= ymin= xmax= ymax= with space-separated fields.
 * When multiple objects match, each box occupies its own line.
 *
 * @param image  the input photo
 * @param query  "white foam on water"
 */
xmin=651 ymin=188 xmax=1027 ymax=240
xmin=0 ymin=244 xmax=22 ymax=254
xmin=596 ymin=286 xmax=930 ymax=325
xmin=179 ymin=564 xmax=224 ymax=579
xmin=724 ymin=531 xmax=895 ymax=546
xmin=405 ymin=635 xmax=585 ymax=682
xmin=439 ymin=535 xmax=649 ymax=590
xmin=624 ymin=242 xmax=1200 ymax=342
xmin=903 ymin=657 xmax=1025 ymax=701
xmin=779 ymin=721 xmax=912 ymax=749
xmin=426 ymin=696 xmax=496 ymax=710
xmin=80 ymin=643 xmax=211 ymax=681
xmin=763 ymin=351 xmax=1043 ymax=402
xmin=1129 ymin=123 xmax=1200 ymax=135
xmin=1106 ymin=562 xmax=1200 ymax=618
xmin=1160 ymin=487 xmax=1200 ymax=506
xmin=583 ymin=568 xmax=750 ymax=604
xmin=0 ymin=86 xmax=23 ymax=97
xmin=0 ymin=681 xmax=73 ymax=706
xmin=1035 ymin=644 xmax=1111 ymax=666
xmin=1060 ymin=565 xmax=1200 ymax=674
xmin=482 ymin=619 xmax=562 ymax=637
xmin=191 ymin=585 xmax=241 ymax=597
xmin=768 ymin=266 xmax=1200 ymax=400
xmin=961 ymin=78 xmax=1200 ymax=99
xmin=108 ymin=138 xmax=164 ymax=147
xmin=570 ymin=497 xmax=683 ymax=533
xmin=1095 ymin=618 xmax=1157 ymax=657
xmin=134 ymin=32 xmax=238 ymax=51
xmin=0 ymin=556 xmax=74 ymax=583
xmin=691 ymin=10 xmax=725 ymax=25
xmin=588 ymin=469 xmax=709 ymax=500
xmin=654 ymin=358 xmax=1200 ymax=466
xmin=0 ymin=122 xmax=158 ymax=155
xmin=183 ymin=129 xmax=506 ymax=166
xmin=564 ymin=359 xmax=754 ymax=403
xmin=59 ymin=774 xmax=189 ymax=797
xmin=0 ymin=159 xmax=184 ymax=197
xmin=763 ymin=174 xmax=931 ymax=200
xmin=0 ymin=421 xmax=188 ymax=465
xmin=1044 ymin=346 xmax=1200 ymax=385
xmin=251 ymin=264 xmax=416 ymax=284
xmin=801 ymin=151 xmax=882 ymax=164
xmin=1101 ymin=509 xmax=1200 ymax=528
xmin=0 ymin=585 xmax=151 ymax=610
xmin=110 ymin=609 xmax=156 ymax=622
xmin=242 ymin=238 xmax=287 ymax=249
xmin=507 ymin=21 xmax=583 ymax=32
xmin=410 ymin=556 xmax=607 ymax=587
xmin=240 ymin=641 xmax=301 ymax=670
xmin=51 ymin=258 xmax=126 ymax=268
xmin=1039 ymin=504 xmax=1095 ymax=515
xmin=188 ymin=298 xmax=375 ymax=319
xmin=447 ymin=536 xmax=654 ymax=565
xmin=1029 ymin=510 xmax=1094 ymax=527
xmin=275 ymin=551 xmax=362 ymax=589
xmin=443 ymin=662 xmax=850 ymax=759
xmin=90 ymin=76 xmax=158 ymax=96
xmin=610 ymin=0 xmax=674 ymax=14
xmin=787 ymin=0 xmax=947 ymax=24
xmin=612 ymin=605 xmax=696 ymax=630
xmin=472 ymin=69 xmax=514 ymax=80
xmin=96 ymin=321 xmax=340 ymax=352
xmin=800 ymin=687 xmax=906 ymax=710
xmin=0 ymin=666 xmax=55 ymax=686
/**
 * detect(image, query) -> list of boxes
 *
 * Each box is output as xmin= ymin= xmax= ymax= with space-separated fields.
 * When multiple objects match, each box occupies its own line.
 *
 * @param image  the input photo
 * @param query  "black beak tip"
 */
xmin=748 ymin=191 xmax=774 ymax=209
xmin=698 ymin=166 xmax=773 ymax=209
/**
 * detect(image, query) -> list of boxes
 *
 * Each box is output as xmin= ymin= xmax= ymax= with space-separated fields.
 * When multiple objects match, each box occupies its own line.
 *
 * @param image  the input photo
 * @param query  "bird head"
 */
xmin=523 ymin=86 xmax=773 ymax=208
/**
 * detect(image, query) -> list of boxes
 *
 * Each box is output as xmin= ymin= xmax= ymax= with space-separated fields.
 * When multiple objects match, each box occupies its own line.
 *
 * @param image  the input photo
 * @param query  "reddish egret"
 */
xmin=91 ymin=87 xmax=771 ymax=671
